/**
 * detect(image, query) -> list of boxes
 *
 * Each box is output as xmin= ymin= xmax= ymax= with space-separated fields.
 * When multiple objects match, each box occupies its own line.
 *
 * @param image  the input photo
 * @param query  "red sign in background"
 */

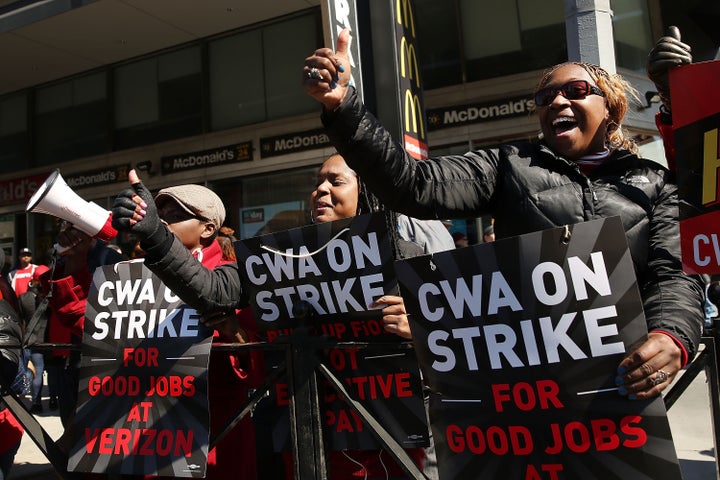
xmin=673 ymin=61 xmax=720 ymax=274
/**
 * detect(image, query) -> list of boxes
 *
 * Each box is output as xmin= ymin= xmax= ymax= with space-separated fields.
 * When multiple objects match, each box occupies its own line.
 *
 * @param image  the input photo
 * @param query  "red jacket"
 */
xmin=195 ymin=240 xmax=262 ymax=480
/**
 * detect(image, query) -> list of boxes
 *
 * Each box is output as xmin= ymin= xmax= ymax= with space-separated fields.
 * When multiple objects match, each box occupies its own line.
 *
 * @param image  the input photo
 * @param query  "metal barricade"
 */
xmin=10 ymin=326 xmax=720 ymax=480
xmin=663 ymin=326 xmax=720 ymax=479
xmin=6 ymin=335 xmax=428 ymax=480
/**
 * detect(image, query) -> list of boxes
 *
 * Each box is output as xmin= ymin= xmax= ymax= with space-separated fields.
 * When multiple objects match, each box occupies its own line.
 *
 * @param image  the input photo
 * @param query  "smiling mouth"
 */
xmin=314 ymin=203 xmax=332 ymax=212
xmin=552 ymin=116 xmax=578 ymax=134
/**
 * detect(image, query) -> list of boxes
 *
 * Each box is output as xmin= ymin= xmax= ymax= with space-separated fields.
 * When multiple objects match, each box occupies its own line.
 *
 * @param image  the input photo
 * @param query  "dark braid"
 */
xmin=358 ymin=180 xmax=403 ymax=260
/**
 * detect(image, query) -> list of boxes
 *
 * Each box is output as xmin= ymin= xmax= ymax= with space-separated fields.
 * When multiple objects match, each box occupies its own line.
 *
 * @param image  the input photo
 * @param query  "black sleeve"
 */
xmin=142 ymin=234 xmax=244 ymax=313
xmin=642 ymin=181 xmax=704 ymax=362
xmin=322 ymin=88 xmax=500 ymax=220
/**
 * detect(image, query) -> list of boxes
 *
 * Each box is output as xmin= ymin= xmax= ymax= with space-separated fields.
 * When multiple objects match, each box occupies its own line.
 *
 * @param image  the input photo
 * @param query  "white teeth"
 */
xmin=552 ymin=116 xmax=576 ymax=126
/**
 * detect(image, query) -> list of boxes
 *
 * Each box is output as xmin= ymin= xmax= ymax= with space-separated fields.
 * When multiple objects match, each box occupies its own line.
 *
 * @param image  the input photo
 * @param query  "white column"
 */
xmin=564 ymin=0 xmax=616 ymax=73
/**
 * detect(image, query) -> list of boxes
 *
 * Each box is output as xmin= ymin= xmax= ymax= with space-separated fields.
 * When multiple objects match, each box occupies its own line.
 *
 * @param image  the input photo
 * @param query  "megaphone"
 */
xmin=26 ymin=169 xmax=117 ymax=252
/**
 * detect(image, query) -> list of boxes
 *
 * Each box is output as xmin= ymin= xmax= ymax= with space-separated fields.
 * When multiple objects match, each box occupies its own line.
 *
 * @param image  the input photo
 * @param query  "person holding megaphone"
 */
xmin=38 ymin=223 xmax=125 ymax=432
xmin=25 ymin=169 xmax=126 ymax=432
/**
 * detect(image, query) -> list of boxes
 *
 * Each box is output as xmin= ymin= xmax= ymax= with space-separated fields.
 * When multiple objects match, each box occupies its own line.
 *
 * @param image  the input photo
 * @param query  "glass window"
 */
xmin=611 ymin=0 xmax=653 ymax=71
xmin=211 ymin=167 xmax=316 ymax=240
xmin=416 ymin=1 xmax=566 ymax=86
xmin=0 ymin=93 xmax=29 ymax=169
xmin=115 ymin=58 xmax=159 ymax=128
xmin=415 ymin=0 xmax=463 ymax=89
xmin=209 ymin=12 xmax=320 ymax=131
xmin=462 ymin=1 xmax=522 ymax=58
xmin=462 ymin=0 xmax=566 ymax=81
xmin=263 ymin=14 xmax=320 ymax=119
xmin=210 ymin=30 xmax=266 ymax=129
xmin=114 ymin=46 xmax=202 ymax=149
xmin=35 ymin=72 xmax=109 ymax=165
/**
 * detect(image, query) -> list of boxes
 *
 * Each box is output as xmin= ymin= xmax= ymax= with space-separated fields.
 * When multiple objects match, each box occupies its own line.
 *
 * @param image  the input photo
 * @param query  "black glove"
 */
xmin=647 ymin=26 xmax=692 ymax=113
xmin=112 ymin=180 xmax=168 ymax=249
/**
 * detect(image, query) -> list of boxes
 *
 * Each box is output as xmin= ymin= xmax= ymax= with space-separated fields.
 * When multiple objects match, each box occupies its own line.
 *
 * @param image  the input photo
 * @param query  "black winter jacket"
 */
xmin=140 ymin=88 xmax=703 ymax=364
xmin=319 ymin=88 xmax=703 ymax=363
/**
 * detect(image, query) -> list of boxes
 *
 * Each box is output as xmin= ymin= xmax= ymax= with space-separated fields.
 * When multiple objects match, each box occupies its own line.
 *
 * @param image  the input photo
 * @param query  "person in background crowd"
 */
xmin=0 ymin=276 xmax=25 ymax=480
xmin=38 ymin=223 xmax=125 ymax=436
xmin=216 ymin=226 xmax=237 ymax=261
xmin=482 ymin=224 xmax=495 ymax=243
xmin=705 ymin=281 xmax=720 ymax=329
xmin=395 ymin=211 xmax=455 ymax=255
xmin=302 ymin=29 xmax=704 ymax=401
xmin=112 ymin=158 xmax=441 ymax=478
xmin=646 ymin=25 xmax=692 ymax=172
xmin=451 ymin=232 xmax=468 ymax=249
xmin=6 ymin=248 xmax=38 ymax=297
xmin=308 ymin=152 xmax=443 ymax=478
xmin=17 ymin=265 xmax=50 ymax=413
xmin=152 ymin=183 xmax=262 ymax=480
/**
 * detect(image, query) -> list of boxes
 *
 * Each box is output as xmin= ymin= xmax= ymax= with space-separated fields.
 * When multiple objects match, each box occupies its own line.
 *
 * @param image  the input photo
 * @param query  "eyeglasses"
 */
xmin=534 ymin=80 xmax=605 ymax=107
xmin=158 ymin=208 xmax=207 ymax=225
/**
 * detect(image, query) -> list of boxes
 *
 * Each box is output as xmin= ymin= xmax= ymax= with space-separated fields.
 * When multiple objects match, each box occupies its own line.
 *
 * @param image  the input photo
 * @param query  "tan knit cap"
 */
xmin=155 ymin=184 xmax=226 ymax=228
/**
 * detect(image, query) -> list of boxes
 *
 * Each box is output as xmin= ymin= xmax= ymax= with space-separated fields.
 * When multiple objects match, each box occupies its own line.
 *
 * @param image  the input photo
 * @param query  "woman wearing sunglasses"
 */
xmin=301 ymin=29 xmax=704 ymax=402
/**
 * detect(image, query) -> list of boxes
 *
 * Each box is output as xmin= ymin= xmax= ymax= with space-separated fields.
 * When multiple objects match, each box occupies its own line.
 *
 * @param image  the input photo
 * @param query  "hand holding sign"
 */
xmin=201 ymin=310 xmax=249 ymax=344
xmin=371 ymin=295 xmax=412 ymax=340
xmin=615 ymin=331 xmax=681 ymax=400
xmin=303 ymin=28 xmax=352 ymax=111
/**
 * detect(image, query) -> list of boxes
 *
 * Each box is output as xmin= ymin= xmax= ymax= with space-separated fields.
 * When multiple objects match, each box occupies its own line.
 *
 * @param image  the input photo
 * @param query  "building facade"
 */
xmin=0 ymin=0 xmax=717 ymax=271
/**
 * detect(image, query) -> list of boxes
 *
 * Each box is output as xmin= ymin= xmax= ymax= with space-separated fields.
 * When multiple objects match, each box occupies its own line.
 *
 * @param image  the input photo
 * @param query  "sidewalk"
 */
xmin=9 ymin=400 xmax=63 ymax=479
xmin=8 ymin=369 xmax=719 ymax=479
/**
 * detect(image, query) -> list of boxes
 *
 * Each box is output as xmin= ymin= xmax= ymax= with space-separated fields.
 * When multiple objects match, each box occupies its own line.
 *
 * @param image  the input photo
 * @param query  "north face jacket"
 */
xmin=320 ymin=87 xmax=704 ymax=364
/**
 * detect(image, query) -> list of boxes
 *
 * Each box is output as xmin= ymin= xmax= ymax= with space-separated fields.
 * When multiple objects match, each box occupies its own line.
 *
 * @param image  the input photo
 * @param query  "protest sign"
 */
xmin=235 ymin=212 xmax=429 ymax=450
xmin=395 ymin=217 xmax=681 ymax=479
xmin=673 ymin=60 xmax=720 ymax=274
xmin=67 ymin=260 xmax=213 ymax=477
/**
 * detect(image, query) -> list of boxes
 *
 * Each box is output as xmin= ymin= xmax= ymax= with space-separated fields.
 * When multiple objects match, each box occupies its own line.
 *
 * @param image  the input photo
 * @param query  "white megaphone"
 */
xmin=26 ymin=169 xmax=117 ymax=253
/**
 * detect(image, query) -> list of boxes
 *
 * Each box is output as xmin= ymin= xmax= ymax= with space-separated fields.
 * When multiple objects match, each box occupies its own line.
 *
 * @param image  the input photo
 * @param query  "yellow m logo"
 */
xmin=404 ymin=90 xmax=425 ymax=137
xmin=395 ymin=0 xmax=416 ymax=36
xmin=400 ymin=37 xmax=420 ymax=88
xmin=702 ymin=128 xmax=720 ymax=206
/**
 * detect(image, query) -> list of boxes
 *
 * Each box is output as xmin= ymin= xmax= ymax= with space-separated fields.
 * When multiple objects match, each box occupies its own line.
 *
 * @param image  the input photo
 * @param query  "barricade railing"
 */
xmin=6 ymin=334 xmax=428 ymax=480
xmin=663 ymin=322 xmax=720 ymax=479
xmin=8 ymin=323 xmax=720 ymax=480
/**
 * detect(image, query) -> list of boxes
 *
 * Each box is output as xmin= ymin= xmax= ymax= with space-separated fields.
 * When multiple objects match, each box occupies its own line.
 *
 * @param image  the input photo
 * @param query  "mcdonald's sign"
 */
xmin=404 ymin=90 xmax=425 ymax=138
xmin=394 ymin=0 xmax=427 ymax=160
xmin=400 ymin=37 xmax=420 ymax=88
xmin=403 ymin=91 xmax=428 ymax=159
xmin=396 ymin=0 xmax=416 ymax=36
xmin=701 ymin=127 xmax=720 ymax=207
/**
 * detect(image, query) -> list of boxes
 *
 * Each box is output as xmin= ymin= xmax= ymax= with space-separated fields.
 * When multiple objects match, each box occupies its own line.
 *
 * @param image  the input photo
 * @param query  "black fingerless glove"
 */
xmin=647 ymin=26 xmax=692 ymax=113
xmin=112 ymin=180 xmax=170 ymax=250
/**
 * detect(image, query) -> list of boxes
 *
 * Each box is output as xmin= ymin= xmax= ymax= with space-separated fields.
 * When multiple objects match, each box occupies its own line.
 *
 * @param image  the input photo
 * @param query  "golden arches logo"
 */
xmin=395 ymin=0 xmax=416 ymax=37
xmin=702 ymin=128 xmax=720 ymax=206
xmin=404 ymin=90 xmax=425 ymax=137
xmin=399 ymin=37 xmax=420 ymax=88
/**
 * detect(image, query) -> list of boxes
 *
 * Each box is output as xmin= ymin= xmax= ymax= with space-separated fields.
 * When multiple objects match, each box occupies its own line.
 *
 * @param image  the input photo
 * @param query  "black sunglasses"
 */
xmin=534 ymin=80 xmax=605 ymax=107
